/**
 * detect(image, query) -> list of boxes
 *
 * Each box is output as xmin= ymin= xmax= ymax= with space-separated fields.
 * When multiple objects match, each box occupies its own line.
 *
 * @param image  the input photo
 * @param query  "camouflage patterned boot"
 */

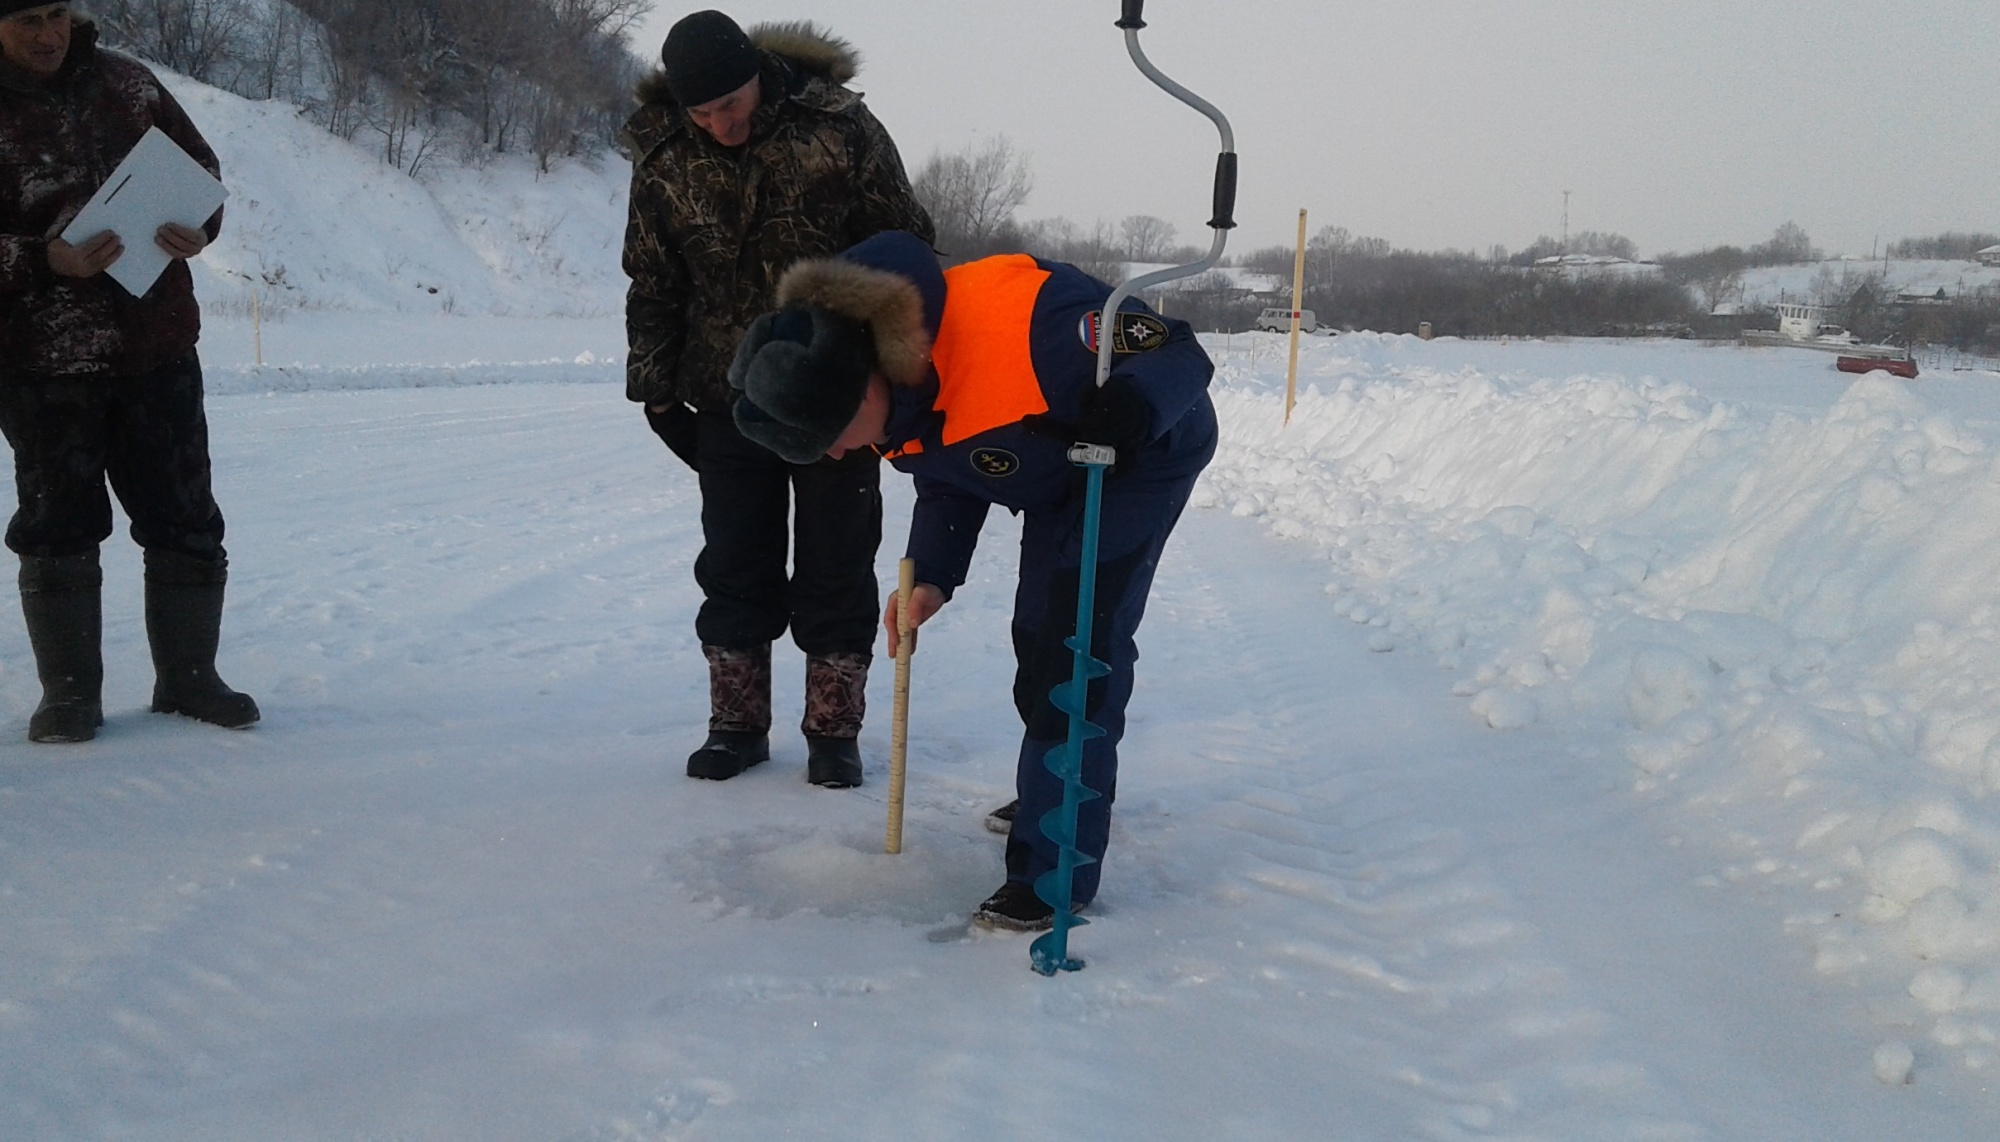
xmin=802 ymin=651 xmax=869 ymax=788
xmin=688 ymin=643 xmax=771 ymax=780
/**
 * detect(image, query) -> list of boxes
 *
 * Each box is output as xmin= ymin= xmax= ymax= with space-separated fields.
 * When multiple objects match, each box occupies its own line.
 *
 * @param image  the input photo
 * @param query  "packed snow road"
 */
xmin=1 ymin=336 xmax=1991 ymax=1138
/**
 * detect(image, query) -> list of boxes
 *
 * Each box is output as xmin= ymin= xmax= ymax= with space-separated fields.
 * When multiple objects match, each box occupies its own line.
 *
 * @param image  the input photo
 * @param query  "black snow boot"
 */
xmin=972 ymin=881 xmax=1085 ymax=933
xmin=802 ymin=651 xmax=868 ymax=787
xmin=687 ymin=729 xmax=771 ymax=779
xmin=804 ymin=736 xmax=863 ymax=788
xmin=688 ymin=643 xmax=771 ymax=780
xmin=984 ymin=799 xmax=1019 ymax=835
xmin=144 ymin=550 xmax=260 ymax=729
xmin=20 ymin=553 xmax=104 ymax=743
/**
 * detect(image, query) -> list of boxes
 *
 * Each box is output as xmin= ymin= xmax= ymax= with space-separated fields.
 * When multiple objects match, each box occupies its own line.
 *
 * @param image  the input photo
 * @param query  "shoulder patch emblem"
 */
xmin=970 ymin=447 xmax=1021 ymax=478
xmin=1077 ymin=310 xmax=1171 ymax=355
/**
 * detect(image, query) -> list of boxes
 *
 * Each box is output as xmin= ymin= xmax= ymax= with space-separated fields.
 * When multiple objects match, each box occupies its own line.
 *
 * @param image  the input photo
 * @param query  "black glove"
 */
xmin=645 ymin=402 xmax=700 ymax=471
xmin=1075 ymin=377 xmax=1152 ymax=463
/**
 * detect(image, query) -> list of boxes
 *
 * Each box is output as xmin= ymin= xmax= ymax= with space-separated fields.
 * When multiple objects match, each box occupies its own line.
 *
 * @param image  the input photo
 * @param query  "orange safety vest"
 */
xmin=890 ymin=254 xmax=1052 ymax=458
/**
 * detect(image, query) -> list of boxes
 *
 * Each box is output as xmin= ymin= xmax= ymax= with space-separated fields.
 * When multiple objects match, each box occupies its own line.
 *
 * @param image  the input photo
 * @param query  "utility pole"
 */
xmin=1560 ymin=190 xmax=1570 ymax=254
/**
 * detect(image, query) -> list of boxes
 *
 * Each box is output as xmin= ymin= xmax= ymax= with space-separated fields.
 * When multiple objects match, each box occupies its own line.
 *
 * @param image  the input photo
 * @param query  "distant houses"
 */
xmin=1980 ymin=245 xmax=2000 ymax=268
xmin=1535 ymin=253 xmax=1626 ymax=268
xmin=1532 ymin=254 xmax=1661 ymax=275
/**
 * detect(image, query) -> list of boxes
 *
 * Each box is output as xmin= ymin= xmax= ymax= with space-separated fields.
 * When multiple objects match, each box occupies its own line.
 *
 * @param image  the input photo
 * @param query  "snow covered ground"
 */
xmin=7 ymin=59 xmax=2000 ymax=1142
xmin=5 ymin=327 xmax=2000 ymax=1140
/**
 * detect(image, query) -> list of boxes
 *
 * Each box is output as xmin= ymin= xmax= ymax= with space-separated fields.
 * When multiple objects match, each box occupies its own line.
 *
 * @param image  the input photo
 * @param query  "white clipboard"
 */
xmin=59 ymin=126 xmax=227 ymax=297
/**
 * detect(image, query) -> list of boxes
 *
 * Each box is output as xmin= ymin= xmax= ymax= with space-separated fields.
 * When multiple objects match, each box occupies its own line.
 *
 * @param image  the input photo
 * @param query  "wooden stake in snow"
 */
xmin=1284 ymin=208 xmax=1306 ymax=425
xmin=885 ymin=558 xmax=916 ymax=854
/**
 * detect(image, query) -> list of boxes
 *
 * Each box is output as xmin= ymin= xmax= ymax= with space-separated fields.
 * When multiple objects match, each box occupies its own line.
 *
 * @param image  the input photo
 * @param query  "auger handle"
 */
xmin=1211 ymin=152 xmax=1237 ymax=231
xmin=1092 ymin=2 xmax=1238 ymax=390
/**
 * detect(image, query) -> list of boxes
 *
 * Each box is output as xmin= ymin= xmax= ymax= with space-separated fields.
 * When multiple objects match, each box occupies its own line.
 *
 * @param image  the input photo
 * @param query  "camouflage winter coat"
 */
xmin=0 ymin=20 xmax=221 ymax=381
xmin=621 ymin=22 xmax=934 ymax=412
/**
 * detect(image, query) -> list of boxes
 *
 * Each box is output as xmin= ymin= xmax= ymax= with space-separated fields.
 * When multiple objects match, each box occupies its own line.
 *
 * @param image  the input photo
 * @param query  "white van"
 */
xmin=1254 ymin=307 xmax=1319 ymax=333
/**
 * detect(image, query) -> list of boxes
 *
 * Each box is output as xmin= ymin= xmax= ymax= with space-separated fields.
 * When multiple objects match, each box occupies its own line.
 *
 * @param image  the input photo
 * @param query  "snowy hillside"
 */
xmin=162 ymin=74 xmax=630 ymax=319
xmin=1737 ymin=258 xmax=2000 ymax=309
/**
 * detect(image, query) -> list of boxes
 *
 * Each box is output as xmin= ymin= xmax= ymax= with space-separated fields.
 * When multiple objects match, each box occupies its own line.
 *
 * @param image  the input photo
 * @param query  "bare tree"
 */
xmin=237 ymin=0 xmax=312 ymax=101
xmin=96 ymin=0 xmax=254 ymax=83
xmin=101 ymin=0 xmax=648 ymax=171
xmin=1889 ymin=232 xmax=2000 ymax=261
xmin=1567 ymin=230 xmax=1638 ymax=260
xmin=1753 ymin=222 xmax=1817 ymax=265
xmin=1305 ymin=224 xmax=1352 ymax=286
xmin=1690 ymin=265 xmax=1744 ymax=313
xmin=1016 ymin=215 xmax=1080 ymax=256
xmin=913 ymin=135 xmax=1033 ymax=260
xmin=548 ymin=0 xmax=652 ymax=41
xmin=1119 ymin=214 xmax=1177 ymax=262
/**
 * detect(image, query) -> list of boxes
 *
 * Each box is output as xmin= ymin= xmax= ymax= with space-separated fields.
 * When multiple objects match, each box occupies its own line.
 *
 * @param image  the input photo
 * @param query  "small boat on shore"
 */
xmin=1742 ymin=303 xmax=1906 ymax=357
xmin=1836 ymin=355 xmax=1918 ymax=378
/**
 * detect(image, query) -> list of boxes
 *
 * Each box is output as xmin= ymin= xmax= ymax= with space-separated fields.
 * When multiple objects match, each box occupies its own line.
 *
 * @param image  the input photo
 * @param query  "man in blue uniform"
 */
xmin=728 ymin=230 xmax=1216 ymax=930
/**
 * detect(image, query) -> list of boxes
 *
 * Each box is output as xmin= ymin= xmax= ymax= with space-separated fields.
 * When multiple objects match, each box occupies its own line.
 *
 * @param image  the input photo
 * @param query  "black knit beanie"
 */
xmin=660 ymin=10 xmax=759 ymax=107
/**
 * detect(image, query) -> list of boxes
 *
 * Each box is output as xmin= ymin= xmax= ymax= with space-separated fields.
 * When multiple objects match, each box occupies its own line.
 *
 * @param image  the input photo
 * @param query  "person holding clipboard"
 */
xmin=0 ymin=3 xmax=256 ymax=743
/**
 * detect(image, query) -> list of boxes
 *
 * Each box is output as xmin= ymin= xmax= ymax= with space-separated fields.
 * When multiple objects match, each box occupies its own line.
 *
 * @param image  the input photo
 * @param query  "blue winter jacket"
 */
xmin=875 ymin=250 xmax=1217 ymax=597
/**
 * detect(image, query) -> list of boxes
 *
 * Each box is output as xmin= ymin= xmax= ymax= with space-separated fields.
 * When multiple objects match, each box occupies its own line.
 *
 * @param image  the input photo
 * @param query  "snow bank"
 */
xmin=162 ymin=75 xmax=628 ymax=319
xmin=1204 ymin=331 xmax=2000 ymax=1075
xmin=204 ymin=358 xmax=618 ymax=396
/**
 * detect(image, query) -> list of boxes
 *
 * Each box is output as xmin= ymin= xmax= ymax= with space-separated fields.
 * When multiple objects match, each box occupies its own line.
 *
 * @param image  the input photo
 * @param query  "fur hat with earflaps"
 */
xmin=730 ymin=231 xmax=945 ymax=463
xmin=728 ymin=304 xmax=878 ymax=464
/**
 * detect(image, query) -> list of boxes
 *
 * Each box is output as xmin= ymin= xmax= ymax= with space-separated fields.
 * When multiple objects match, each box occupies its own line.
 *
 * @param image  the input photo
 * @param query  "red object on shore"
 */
xmin=1836 ymin=355 xmax=1918 ymax=378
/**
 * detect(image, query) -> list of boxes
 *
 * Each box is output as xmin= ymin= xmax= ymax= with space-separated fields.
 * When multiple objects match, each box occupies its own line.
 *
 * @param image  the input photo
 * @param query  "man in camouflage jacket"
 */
xmin=622 ymin=10 xmax=933 ymax=787
xmin=0 ymin=3 xmax=257 ymax=743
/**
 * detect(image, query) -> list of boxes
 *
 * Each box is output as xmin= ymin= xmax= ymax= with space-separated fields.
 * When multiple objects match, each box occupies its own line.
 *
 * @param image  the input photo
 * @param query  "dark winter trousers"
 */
xmin=1004 ymin=404 xmax=1217 ymax=906
xmin=0 ymin=353 xmax=227 ymax=562
xmin=691 ymin=411 xmax=881 ymax=655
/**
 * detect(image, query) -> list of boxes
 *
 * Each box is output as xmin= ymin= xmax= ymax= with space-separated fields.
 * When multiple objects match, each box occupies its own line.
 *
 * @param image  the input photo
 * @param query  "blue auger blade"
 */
xmin=1038 ymin=741 xmax=1103 ymax=852
xmin=1046 ymin=682 xmax=1110 ymax=723
xmin=1031 ymin=867 xmax=1091 ymax=975
xmin=1063 ymin=635 xmax=1114 ymax=675
xmin=1031 ymin=458 xmax=1111 ymax=975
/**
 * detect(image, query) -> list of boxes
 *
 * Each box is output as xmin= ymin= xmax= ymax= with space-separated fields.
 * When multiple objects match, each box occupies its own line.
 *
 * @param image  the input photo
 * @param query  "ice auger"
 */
xmin=1030 ymin=0 xmax=1237 ymax=976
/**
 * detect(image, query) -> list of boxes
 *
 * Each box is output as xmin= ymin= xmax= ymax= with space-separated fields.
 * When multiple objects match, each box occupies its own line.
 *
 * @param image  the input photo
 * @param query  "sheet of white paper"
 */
xmin=59 ymin=126 xmax=227 ymax=297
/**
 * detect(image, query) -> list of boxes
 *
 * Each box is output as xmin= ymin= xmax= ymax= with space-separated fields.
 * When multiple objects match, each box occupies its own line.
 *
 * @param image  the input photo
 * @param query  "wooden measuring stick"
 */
xmin=885 ymin=558 xmax=915 ymax=854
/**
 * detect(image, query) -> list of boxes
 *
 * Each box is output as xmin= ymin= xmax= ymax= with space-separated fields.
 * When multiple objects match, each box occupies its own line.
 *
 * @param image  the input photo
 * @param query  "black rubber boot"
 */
xmin=972 ymin=881 xmax=1085 ymax=933
xmin=145 ymin=550 xmax=259 ymax=729
xmin=805 ymin=735 xmax=863 ymax=788
xmin=20 ymin=553 xmax=104 ymax=744
xmin=688 ymin=643 xmax=771 ymax=780
xmin=984 ymin=799 xmax=1019 ymax=835
xmin=802 ymin=651 xmax=868 ymax=787
xmin=687 ymin=729 xmax=771 ymax=780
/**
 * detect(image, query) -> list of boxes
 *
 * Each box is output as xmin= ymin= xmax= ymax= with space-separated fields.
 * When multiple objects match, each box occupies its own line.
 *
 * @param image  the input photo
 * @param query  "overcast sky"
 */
xmin=627 ymin=1 xmax=2000 ymax=261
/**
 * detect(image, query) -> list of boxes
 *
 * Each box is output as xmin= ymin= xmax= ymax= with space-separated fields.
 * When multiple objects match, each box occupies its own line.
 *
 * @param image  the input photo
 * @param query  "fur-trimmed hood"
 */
xmin=775 ymin=231 xmax=945 ymax=388
xmin=633 ymin=20 xmax=859 ymax=110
